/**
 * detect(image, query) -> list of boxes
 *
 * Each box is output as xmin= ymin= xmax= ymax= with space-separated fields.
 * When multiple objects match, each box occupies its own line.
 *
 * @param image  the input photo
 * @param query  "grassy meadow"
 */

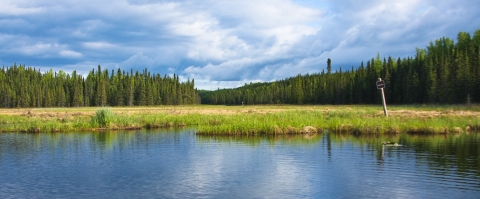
xmin=0 ymin=105 xmax=479 ymax=134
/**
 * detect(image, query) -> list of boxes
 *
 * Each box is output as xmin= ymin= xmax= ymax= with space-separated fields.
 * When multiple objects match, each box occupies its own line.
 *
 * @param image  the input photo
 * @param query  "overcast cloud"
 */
xmin=1 ymin=0 xmax=479 ymax=89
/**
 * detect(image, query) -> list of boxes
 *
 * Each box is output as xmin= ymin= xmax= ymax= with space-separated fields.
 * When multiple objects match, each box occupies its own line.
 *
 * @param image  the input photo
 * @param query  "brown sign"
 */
xmin=376 ymin=80 xmax=385 ymax=89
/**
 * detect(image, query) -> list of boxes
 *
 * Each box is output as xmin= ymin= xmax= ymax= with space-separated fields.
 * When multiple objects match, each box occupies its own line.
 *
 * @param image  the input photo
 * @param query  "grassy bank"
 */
xmin=0 ymin=105 xmax=479 ymax=134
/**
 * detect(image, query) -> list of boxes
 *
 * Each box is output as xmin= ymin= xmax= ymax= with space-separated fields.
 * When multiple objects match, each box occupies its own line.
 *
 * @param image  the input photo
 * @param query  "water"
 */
xmin=1 ymin=129 xmax=479 ymax=198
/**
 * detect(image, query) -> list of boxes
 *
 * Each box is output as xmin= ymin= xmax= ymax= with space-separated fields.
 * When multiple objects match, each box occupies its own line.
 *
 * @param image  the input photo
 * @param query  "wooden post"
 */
xmin=376 ymin=78 xmax=388 ymax=117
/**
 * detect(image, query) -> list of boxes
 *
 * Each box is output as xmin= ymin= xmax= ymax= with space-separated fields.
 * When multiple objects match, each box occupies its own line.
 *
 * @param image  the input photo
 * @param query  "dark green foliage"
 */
xmin=0 ymin=65 xmax=199 ymax=107
xmin=200 ymin=30 xmax=480 ymax=105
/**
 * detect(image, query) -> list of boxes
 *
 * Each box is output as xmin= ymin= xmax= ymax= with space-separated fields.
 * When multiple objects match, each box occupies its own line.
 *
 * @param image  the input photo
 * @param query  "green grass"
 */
xmin=91 ymin=108 xmax=114 ymax=127
xmin=0 ymin=105 xmax=479 ymax=134
xmin=195 ymin=110 xmax=479 ymax=135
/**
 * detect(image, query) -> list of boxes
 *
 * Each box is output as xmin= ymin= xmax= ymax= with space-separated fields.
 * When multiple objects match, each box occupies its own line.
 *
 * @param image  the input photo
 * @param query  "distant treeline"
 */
xmin=0 ymin=65 xmax=199 ymax=108
xmin=199 ymin=30 xmax=480 ymax=105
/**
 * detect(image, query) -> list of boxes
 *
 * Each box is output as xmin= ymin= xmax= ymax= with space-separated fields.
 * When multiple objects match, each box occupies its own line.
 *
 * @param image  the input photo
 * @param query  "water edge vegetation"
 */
xmin=0 ymin=105 xmax=479 ymax=135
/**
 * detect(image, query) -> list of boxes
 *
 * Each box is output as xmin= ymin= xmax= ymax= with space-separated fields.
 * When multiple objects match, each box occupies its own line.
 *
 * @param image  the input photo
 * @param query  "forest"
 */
xmin=0 ymin=65 xmax=199 ymax=108
xmin=2 ymin=30 xmax=479 ymax=108
xmin=199 ymin=30 xmax=480 ymax=105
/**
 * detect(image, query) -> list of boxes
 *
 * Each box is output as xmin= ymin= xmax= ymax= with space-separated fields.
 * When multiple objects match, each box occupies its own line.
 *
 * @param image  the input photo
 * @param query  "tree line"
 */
xmin=0 ymin=65 xmax=199 ymax=108
xmin=199 ymin=30 xmax=480 ymax=105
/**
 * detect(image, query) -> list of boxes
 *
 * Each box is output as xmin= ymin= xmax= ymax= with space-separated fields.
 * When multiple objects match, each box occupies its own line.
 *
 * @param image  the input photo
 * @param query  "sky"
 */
xmin=1 ymin=0 xmax=479 ymax=90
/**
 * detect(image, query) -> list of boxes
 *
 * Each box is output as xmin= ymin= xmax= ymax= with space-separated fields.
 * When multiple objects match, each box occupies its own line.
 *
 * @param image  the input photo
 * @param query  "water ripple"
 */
xmin=1 ymin=131 xmax=480 ymax=198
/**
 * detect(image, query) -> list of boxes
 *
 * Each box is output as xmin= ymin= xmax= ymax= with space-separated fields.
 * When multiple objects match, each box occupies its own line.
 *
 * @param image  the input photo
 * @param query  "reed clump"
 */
xmin=91 ymin=108 xmax=114 ymax=127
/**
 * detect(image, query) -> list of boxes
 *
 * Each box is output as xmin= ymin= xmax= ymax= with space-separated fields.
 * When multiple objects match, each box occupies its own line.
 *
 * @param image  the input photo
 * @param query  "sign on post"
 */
xmin=376 ymin=80 xmax=385 ymax=89
xmin=377 ymin=78 xmax=388 ymax=117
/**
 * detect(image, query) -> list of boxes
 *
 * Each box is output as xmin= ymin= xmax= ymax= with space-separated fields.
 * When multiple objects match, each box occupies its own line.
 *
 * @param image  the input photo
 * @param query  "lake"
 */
xmin=1 ymin=129 xmax=479 ymax=198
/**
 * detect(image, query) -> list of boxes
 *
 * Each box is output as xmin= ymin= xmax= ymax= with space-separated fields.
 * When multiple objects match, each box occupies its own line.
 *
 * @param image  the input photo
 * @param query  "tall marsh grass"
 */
xmin=195 ymin=109 xmax=480 ymax=135
xmin=91 ymin=108 xmax=114 ymax=128
xmin=0 ymin=105 xmax=479 ymax=134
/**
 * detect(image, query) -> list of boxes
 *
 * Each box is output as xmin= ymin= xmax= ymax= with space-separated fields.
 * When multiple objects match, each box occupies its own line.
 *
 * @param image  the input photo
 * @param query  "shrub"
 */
xmin=92 ymin=108 xmax=114 ymax=127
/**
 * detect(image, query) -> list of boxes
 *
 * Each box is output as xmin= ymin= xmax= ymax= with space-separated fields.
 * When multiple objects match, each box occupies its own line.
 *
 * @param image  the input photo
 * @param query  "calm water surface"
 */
xmin=1 ymin=129 xmax=479 ymax=198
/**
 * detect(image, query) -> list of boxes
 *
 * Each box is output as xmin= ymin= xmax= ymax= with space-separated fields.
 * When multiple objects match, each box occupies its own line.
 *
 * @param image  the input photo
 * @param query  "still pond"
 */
xmin=1 ymin=129 xmax=479 ymax=198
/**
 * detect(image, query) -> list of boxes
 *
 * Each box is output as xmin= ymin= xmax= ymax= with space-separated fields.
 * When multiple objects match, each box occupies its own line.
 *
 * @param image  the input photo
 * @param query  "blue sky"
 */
xmin=1 ymin=0 xmax=479 ymax=90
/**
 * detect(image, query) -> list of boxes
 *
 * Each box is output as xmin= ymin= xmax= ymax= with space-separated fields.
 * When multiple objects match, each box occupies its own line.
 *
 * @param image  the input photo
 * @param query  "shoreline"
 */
xmin=0 ymin=105 xmax=479 ymax=134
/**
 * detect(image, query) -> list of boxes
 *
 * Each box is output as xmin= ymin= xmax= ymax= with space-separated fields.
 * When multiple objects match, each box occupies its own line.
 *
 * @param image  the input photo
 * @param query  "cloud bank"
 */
xmin=1 ymin=0 xmax=479 ymax=89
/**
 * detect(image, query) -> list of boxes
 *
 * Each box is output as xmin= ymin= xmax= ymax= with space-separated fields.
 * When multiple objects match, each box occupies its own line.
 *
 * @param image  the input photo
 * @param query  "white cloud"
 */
xmin=120 ymin=50 xmax=182 ymax=73
xmin=83 ymin=42 xmax=116 ymax=49
xmin=17 ymin=43 xmax=61 ymax=56
xmin=0 ymin=1 xmax=44 ymax=16
xmin=0 ymin=0 xmax=479 ymax=90
xmin=59 ymin=50 xmax=82 ymax=58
